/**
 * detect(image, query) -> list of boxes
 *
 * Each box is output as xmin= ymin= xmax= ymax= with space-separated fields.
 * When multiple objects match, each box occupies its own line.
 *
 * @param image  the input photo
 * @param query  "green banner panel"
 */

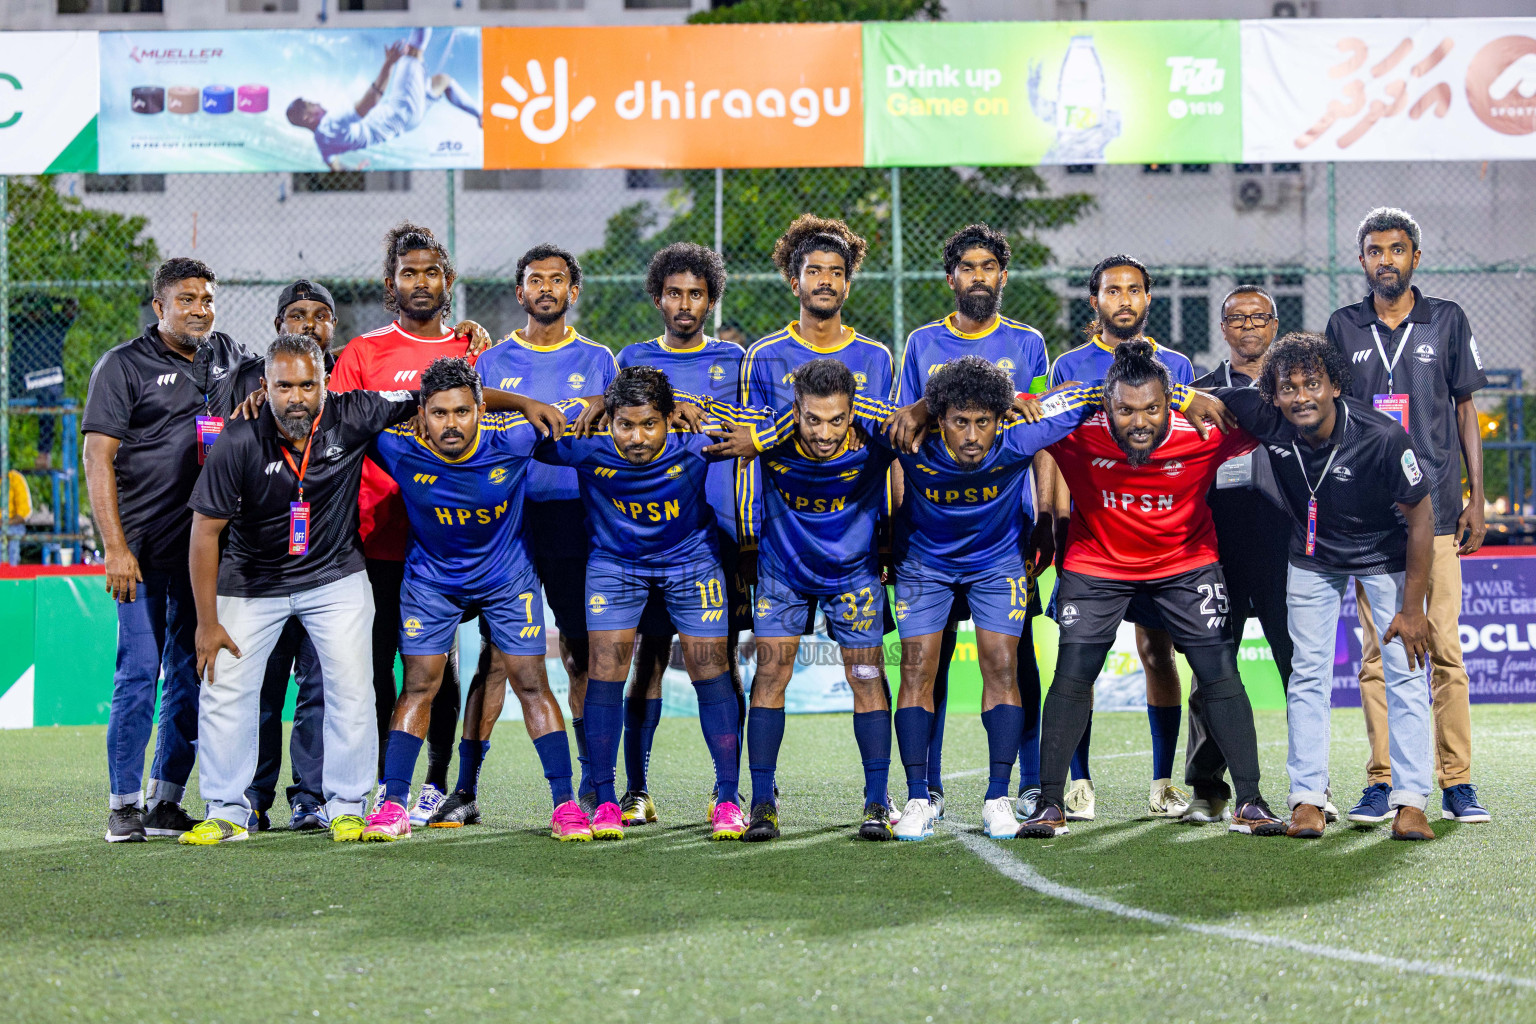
xmin=0 ymin=579 xmax=36 ymax=702
xmin=863 ymin=20 xmax=1242 ymax=167
xmin=34 ymin=575 xmax=118 ymax=727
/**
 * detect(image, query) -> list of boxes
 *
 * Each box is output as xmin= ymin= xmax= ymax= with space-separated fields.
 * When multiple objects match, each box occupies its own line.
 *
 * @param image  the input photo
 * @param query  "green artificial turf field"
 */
xmin=3 ymin=706 xmax=1535 ymax=1024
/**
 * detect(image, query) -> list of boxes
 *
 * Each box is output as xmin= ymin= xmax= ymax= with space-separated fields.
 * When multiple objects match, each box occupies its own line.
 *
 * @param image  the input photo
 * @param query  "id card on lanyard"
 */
xmin=282 ymin=411 xmax=322 ymax=557
xmin=195 ymin=415 xmax=224 ymax=465
xmin=1292 ymin=404 xmax=1348 ymax=558
xmin=1370 ymin=323 xmax=1412 ymax=432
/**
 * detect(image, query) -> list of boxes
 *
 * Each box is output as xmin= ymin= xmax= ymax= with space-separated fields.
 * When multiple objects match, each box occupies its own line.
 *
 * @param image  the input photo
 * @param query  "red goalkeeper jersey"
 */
xmin=1047 ymin=412 xmax=1256 ymax=581
xmin=329 ymin=320 xmax=473 ymax=561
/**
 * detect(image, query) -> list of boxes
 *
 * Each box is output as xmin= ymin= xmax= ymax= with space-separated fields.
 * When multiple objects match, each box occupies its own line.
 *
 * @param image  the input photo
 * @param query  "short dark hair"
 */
xmin=1088 ymin=254 xmax=1151 ymax=296
xmin=792 ymin=358 xmax=856 ymax=404
xmin=1104 ymin=340 xmax=1171 ymax=402
xmin=1221 ymin=284 xmax=1276 ymax=313
xmin=154 ymin=257 xmax=216 ymax=299
xmin=420 ymin=356 xmax=482 ymax=406
xmin=645 ymin=242 xmax=726 ymax=304
xmin=605 ymin=365 xmax=674 ymax=418
xmin=516 ymin=243 xmax=583 ymax=290
xmin=383 ymin=222 xmax=454 ymax=315
xmin=264 ymin=332 xmax=324 ymax=381
xmin=942 ymin=223 xmax=1011 ymax=275
xmin=1258 ymin=331 xmax=1353 ymax=403
xmin=771 ymin=214 xmax=868 ymax=283
xmin=1356 ymin=206 xmax=1421 ymax=255
xmin=924 ymin=354 xmax=1014 ymax=420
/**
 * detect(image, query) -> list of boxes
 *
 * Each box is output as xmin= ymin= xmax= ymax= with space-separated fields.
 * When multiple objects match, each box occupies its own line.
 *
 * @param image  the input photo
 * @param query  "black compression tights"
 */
xmin=1040 ymin=642 xmax=1262 ymax=809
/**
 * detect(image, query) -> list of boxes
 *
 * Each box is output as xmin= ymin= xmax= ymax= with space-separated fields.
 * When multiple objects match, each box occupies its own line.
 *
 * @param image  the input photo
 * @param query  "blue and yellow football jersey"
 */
xmin=619 ymin=335 xmax=745 ymax=536
xmin=832 ymin=386 xmax=1099 ymax=575
xmin=1051 ymin=334 xmax=1194 ymax=389
xmin=739 ymin=322 xmax=894 ymax=408
xmin=895 ymin=313 xmax=1050 ymax=404
xmin=474 ymin=327 xmax=619 ymax=502
xmin=369 ymin=406 xmax=580 ymax=596
xmin=743 ymin=432 xmax=898 ymax=594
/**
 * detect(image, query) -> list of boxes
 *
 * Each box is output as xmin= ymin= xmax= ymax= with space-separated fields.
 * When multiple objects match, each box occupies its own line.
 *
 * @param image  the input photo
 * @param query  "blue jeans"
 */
xmin=1285 ymin=565 xmax=1431 ymax=812
xmin=105 ymin=566 xmax=200 ymax=805
xmin=247 ymin=617 xmax=326 ymax=813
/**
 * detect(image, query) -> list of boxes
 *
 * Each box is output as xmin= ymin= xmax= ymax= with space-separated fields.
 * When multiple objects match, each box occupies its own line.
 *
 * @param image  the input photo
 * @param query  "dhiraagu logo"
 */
xmin=0 ymin=73 xmax=21 ymax=130
xmin=491 ymin=57 xmax=597 ymax=145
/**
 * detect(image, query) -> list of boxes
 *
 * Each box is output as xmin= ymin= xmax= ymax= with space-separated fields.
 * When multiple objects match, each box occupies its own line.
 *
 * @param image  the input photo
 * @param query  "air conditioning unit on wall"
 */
xmin=1232 ymin=168 xmax=1296 ymax=212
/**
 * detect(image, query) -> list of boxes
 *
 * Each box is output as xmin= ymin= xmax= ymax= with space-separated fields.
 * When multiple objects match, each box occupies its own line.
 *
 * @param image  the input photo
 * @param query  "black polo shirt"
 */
xmin=1325 ymin=287 xmax=1486 ymax=536
xmin=188 ymin=389 xmax=416 ymax=598
xmin=1192 ymin=362 xmax=1292 ymax=577
xmin=1215 ymin=390 xmax=1430 ymax=576
xmin=82 ymin=326 xmax=257 ymax=571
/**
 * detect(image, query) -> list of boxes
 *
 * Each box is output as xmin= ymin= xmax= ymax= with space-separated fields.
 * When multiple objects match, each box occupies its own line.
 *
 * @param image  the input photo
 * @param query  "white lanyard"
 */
xmin=1369 ymin=322 xmax=1413 ymax=393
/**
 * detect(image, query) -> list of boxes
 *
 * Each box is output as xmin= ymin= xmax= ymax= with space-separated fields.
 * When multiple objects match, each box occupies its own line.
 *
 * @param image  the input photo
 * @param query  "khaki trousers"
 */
xmin=1353 ymin=533 xmax=1472 ymax=788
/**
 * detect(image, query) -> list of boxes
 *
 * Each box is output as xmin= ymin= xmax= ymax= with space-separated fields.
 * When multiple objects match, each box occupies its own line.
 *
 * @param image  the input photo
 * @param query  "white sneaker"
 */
xmin=368 ymin=781 xmax=392 ymax=815
xmin=408 ymin=783 xmax=446 ymax=827
xmin=1180 ymin=796 xmax=1230 ymax=823
xmin=894 ymin=798 xmax=934 ymax=841
xmin=1015 ymin=787 xmax=1041 ymax=821
xmin=886 ymin=792 xmax=902 ymax=826
xmin=928 ymin=790 xmax=946 ymax=822
xmin=982 ymin=796 xmax=1019 ymax=839
xmin=1064 ymin=778 xmax=1096 ymax=821
xmin=1148 ymin=778 xmax=1191 ymax=818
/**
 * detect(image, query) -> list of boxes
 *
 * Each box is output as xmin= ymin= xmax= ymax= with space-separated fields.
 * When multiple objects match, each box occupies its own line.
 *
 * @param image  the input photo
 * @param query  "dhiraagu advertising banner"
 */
xmin=862 ymin=20 xmax=1242 ymax=166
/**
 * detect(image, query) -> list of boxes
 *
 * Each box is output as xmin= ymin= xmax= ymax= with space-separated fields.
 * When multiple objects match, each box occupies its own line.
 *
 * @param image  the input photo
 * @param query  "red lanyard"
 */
xmin=280 ymin=408 xmax=323 ymax=501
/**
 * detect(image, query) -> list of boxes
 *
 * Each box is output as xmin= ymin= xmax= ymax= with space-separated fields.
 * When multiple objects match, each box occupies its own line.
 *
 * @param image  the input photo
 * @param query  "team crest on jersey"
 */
xmin=566 ymin=372 xmax=587 ymax=391
xmin=1058 ymin=604 xmax=1080 ymax=628
xmin=1331 ymin=464 xmax=1354 ymax=483
xmin=1413 ymin=343 xmax=1436 ymax=364
xmin=403 ymin=617 xmax=424 ymax=638
xmin=853 ymin=372 xmax=868 ymax=391
xmin=893 ymin=600 xmax=909 ymax=621
xmin=996 ymin=357 xmax=1015 ymax=373
xmin=1163 ymin=460 xmax=1185 ymax=478
xmin=666 ymin=464 xmax=683 ymax=477
xmin=588 ymin=594 xmax=608 ymax=616
xmin=755 ymin=596 xmax=772 ymax=617
xmin=489 ymin=467 xmax=508 ymax=484
xmin=707 ymin=363 xmax=727 ymax=382
xmin=323 ymin=444 xmax=345 ymax=461
xmin=210 ymin=364 xmax=229 ymax=380
xmin=1402 ymin=450 xmax=1423 ymax=485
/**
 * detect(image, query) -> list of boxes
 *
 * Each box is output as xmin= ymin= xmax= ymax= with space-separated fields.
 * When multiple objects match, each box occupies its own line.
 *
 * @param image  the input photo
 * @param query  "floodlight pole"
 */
xmin=890 ymin=167 xmax=904 ymax=359
xmin=0 ymin=175 xmax=10 ymax=565
xmin=714 ymin=167 xmax=724 ymax=333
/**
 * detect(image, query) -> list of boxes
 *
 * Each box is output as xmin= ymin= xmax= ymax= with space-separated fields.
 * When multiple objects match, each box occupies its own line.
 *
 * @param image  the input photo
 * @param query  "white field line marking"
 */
xmin=950 ymin=825 xmax=1536 ymax=990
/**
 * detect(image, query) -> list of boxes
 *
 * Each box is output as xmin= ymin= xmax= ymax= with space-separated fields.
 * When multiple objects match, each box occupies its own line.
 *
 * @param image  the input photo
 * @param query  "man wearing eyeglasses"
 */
xmin=1182 ymin=286 xmax=1296 ymax=824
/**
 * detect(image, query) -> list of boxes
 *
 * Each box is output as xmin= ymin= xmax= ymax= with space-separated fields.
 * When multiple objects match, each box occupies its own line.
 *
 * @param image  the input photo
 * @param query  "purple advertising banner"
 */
xmin=1332 ymin=554 xmax=1536 ymax=707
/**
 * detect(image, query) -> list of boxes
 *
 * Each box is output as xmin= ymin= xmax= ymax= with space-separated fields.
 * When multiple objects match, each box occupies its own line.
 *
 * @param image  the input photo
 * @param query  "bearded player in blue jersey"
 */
xmin=895 ymin=224 xmax=1054 ymax=823
xmin=535 ymin=366 xmax=783 ymax=842
xmin=471 ymin=244 xmax=618 ymax=815
xmin=614 ymin=243 xmax=748 ymax=827
xmin=1038 ymin=254 xmax=1198 ymax=824
xmin=720 ymin=358 xmax=901 ymax=842
xmin=352 ymin=358 xmax=594 ymax=842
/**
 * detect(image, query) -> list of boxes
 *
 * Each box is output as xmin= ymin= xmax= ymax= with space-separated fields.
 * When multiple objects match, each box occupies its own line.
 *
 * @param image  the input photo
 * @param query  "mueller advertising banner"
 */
xmin=0 ymin=33 xmax=99 ymax=173
xmin=1242 ymin=18 xmax=1536 ymax=162
xmin=480 ymin=25 xmax=863 ymax=169
xmin=861 ymin=20 xmax=1243 ymax=166
xmin=97 ymin=27 xmax=483 ymax=173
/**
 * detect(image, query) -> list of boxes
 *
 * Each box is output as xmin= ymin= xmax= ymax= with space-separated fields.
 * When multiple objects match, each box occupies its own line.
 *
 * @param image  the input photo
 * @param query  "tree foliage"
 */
xmin=689 ymin=0 xmax=943 ymax=25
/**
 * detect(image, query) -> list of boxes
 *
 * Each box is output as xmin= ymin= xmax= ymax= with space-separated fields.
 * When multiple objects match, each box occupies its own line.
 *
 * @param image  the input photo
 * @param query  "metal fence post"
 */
xmin=0 ymin=175 xmax=9 ymax=565
xmin=1326 ymin=161 xmax=1338 ymax=313
xmin=890 ymin=166 xmax=904 ymax=356
xmin=714 ymin=167 xmax=724 ymax=333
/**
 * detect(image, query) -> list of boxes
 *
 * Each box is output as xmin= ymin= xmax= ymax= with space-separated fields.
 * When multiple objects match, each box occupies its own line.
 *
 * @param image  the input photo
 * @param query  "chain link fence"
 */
xmin=3 ymin=160 xmax=1534 ymax=563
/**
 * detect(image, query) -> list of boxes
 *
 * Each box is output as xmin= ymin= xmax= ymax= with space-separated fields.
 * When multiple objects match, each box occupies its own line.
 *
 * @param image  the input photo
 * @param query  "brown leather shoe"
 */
xmin=1391 ymin=805 xmax=1435 ymax=841
xmin=1286 ymin=803 xmax=1326 ymax=838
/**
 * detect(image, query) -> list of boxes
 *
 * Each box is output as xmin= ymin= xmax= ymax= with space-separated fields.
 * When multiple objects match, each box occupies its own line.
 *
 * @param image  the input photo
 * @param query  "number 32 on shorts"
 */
xmin=837 ymin=586 xmax=877 ymax=621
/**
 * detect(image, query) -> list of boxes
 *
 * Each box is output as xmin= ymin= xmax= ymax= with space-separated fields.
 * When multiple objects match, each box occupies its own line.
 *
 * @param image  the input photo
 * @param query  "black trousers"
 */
xmin=367 ymin=558 xmax=460 ymax=783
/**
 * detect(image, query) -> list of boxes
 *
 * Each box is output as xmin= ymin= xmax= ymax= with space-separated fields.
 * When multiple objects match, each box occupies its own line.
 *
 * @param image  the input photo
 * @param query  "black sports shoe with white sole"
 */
xmin=106 ymin=805 xmax=147 ymax=843
xmin=428 ymin=790 xmax=481 ymax=827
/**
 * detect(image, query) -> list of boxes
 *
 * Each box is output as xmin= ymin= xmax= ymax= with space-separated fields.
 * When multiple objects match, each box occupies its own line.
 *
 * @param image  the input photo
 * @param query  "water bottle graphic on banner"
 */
xmin=1030 ymin=35 xmax=1123 ymax=164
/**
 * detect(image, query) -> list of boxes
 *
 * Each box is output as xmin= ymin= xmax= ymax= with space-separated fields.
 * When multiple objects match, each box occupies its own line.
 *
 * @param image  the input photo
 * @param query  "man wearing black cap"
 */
xmin=244 ymin=280 xmax=339 ymax=831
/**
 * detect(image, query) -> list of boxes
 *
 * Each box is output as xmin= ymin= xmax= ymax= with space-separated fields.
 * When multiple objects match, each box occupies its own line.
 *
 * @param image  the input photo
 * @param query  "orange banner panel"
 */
xmin=482 ymin=24 xmax=863 ymax=169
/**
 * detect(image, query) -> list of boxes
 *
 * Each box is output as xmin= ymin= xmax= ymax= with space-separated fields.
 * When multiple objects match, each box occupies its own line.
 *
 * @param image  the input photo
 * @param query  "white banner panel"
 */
xmin=0 ymin=32 xmax=99 ymax=173
xmin=1241 ymin=18 xmax=1536 ymax=162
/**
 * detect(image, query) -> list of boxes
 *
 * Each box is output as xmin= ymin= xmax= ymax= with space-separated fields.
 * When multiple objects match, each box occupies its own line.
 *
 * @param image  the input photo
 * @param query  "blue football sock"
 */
xmin=894 ymin=706 xmax=933 ymax=802
xmin=571 ymin=715 xmax=592 ymax=797
xmin=1148 ymin=704 xmax=1182 ymax=781
xmin=981 ymin=705 xmax=1024 ymax=801
xmin=453 ymin=738 xmax=490 ymax=797
xmin=623 ymin=694 xmax=662 ymax=793
xmin=746 ymin=706 xmax=785 ymax=809
xmin=1018 ymin=633 xmax=1042 ymax=790
xmin=928 ymin=629 xmax=957 ymax=790
xmin=531 ymin=731 xmax=576 ymax=807
xmin=693 ymin=672 xmax=741 ymax=807
xmin=1070 ymin=712 xmax=1093 ymax=781
xmin=852 ymin=709 xmax=892 ymax=807
xmin=381 ymin=730 xmax=423 ymax=807
xmin=580 ymin=680 xmax=625 ymax=807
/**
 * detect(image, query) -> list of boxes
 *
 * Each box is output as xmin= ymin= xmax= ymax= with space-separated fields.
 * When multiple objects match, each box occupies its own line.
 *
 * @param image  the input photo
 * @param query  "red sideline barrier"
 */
xmin=0 ymin=564 xmax=105 ymax=579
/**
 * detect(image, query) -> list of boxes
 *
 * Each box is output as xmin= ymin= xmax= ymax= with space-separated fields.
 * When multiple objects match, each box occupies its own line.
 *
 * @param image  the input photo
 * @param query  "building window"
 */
xmin=1179 ymin=295 xmax=1210 ymax=352
xmin=1064 ymin=164 xmax=1096 ymax=175
xmin=1233 ymin=163 xmax=1265 ymax=174
xmin=292 ymin=171 xmax=411 ymax=193
xmin=464 ymin=170 xmax=544 ymax=190
xmin=625 ymin=0 xmax=690 ymax=7
xmin=625 ymin=169 xmax=682 ymax=189
xmin=338 ymin=0 xmax=408 ymax=9
xmin=1142 ymin=163 xmax=1174 ymax=175
xmin=58 ymin=0 xmax=163 ymax=11
xmin=480 ymin=0 xmax=563 ymax=8
xmin=228 ymin=0 xmax=298 ymax=9
xmin=1180 ymin=164 xmax=1211 ymax=174
xmin=1270 ymin=163 xmax=1302 ymax=174
xmin=84 ymin=174 xmax=166 ymax=194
